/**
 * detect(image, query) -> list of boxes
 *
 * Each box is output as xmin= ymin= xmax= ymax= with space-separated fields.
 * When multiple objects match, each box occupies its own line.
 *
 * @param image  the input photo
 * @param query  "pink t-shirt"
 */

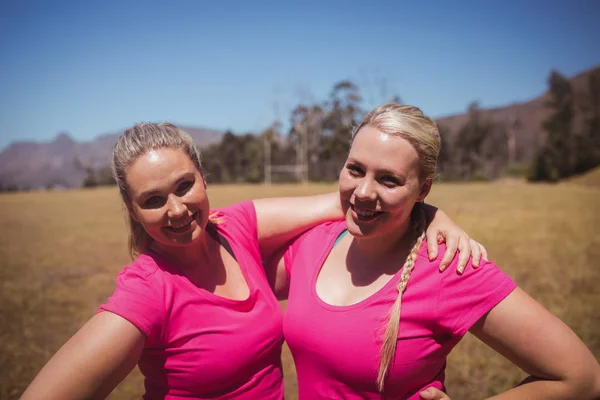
xmin=98 ymin=201 xmax=284 ymax=400
xmin=283 ymin=221 xmax=517 ymax=399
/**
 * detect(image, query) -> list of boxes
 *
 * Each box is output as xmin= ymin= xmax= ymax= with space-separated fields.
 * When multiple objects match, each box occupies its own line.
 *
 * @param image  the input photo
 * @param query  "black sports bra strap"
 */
xmin=206 ymin=223 xmax=237 ymax=261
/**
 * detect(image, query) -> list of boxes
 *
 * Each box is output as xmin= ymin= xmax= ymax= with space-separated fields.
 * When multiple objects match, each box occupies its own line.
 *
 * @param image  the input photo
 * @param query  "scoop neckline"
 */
xmin=310 ymin=222 xmax=404 ymax=312
xmin=146 ymin=225 xmax=257 ymax=307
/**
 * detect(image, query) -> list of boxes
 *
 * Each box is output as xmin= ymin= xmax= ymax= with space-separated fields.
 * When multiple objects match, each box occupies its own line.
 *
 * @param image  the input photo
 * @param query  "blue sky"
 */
xmin=1 ymin=0 xmax=599 ymax=149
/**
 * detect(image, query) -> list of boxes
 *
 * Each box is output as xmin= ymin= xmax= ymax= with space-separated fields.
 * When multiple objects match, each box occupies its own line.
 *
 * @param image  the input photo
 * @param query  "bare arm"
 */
xmin=22 ymin=311 xmax=145 ymax=400
xmin=470 ymin=287 xmax=600 ymax=399
xmin=254 ymin=195 xmax=485 ymax=266
xmin=253 ymin=192 xmax=342 ymax=259
xmin=257 ymin=195 xmax=487 ymax=298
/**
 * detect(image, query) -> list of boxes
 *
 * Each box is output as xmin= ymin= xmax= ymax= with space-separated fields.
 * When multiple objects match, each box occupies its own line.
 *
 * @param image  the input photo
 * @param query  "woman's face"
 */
xmin=338 ymin=125 xmax=430 ymax=240
xmin=125 ymin=147 xmax=210 ymax=249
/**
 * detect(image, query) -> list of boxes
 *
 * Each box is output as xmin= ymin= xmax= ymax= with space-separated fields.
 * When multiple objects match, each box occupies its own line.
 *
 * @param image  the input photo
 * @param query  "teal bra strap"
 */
xmin=333 ymin=229 xmax=349 ymax=246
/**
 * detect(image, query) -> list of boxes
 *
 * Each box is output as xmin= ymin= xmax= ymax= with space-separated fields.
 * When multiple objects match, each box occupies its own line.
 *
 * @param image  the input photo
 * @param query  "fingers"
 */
xmin=426 ymin=228 xmax=439 ymax=260
xmin=469 ymin=238 xmax=481 ymax=268
xmin=455 ymin=235 xmax=471 ymax=274
xmin=419 ymin=387 xmax=452 ymax=400
xmin=480 ymin=242 xmax=489 ymax=261
xmin=439 ymin=235 xmax=458 ymax=272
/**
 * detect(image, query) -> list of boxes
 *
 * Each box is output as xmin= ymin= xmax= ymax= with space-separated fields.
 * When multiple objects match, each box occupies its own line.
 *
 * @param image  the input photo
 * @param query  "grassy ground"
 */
xmin=569 ymin=166 xmax=600 ymax=188
xmin=1 ymin=180 xmax=598 ymax=399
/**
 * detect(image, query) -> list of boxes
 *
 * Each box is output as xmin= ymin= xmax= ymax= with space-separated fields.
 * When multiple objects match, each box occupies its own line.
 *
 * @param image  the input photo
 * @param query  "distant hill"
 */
xmin=0 ymin=126 xmax=222 ymax=189
xmin=436 ymin=66 xmax=600 ymax=164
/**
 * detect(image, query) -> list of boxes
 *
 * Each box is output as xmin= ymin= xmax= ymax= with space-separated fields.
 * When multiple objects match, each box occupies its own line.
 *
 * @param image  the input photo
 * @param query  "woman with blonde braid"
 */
xmin=272 ymin=104 xmax=600 ymax=399
xmin=22 ymin=122 xmax=483 ymax=400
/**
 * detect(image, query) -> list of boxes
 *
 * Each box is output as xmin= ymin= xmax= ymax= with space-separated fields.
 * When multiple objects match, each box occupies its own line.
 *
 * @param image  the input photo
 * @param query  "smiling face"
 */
xmin=125 ymin=147 xmax=210 ymax=250
xmin=339 ymin=125 xmax=431 ymax=240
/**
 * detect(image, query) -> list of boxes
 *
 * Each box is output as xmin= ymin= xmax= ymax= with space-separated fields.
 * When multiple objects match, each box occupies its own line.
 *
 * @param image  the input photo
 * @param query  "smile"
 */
xmin=350 ymin=204 xmax=383 ymax=221
xmin=166 ymin=211 xmax=198 ymax=233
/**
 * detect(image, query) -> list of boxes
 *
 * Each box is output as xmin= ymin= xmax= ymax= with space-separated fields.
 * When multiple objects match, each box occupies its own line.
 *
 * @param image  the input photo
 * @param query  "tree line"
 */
xmin=528 ymin=70 xmax=600 ymax=181
xmin=200 ymin=69 xmax=600 ymax=184
xmin=9 ymin=68 xmax=596 ymax=192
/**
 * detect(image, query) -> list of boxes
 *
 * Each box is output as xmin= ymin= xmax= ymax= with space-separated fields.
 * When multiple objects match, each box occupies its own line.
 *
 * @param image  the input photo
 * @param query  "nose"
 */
xmin=167 ymin=194 xmax=187 ymax=219
xmin=354 ymin=177 xmax=377 ymax=202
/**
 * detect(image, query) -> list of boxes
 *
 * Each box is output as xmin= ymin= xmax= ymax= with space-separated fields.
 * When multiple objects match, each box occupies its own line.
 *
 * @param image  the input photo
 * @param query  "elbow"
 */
xmin=590 ymin=368 xmax=600 ymax=400
xmin=583 ymin=362 xmax=600 ymax=400
xmin=566 ymin=364 xmax=600 ymax=400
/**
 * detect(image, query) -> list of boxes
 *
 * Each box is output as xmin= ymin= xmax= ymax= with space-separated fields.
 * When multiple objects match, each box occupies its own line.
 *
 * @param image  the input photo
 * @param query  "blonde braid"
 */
xmin=376 ymin=205 xmax=427 ymax=392
xmin=352 ymin=103 xmax=440 ymax=392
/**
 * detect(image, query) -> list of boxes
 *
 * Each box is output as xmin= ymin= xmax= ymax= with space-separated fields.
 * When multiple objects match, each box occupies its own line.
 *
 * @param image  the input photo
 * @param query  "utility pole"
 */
xmin=264 ymin=127 xmax=272 ymax=185
xmin=293 ymin=119 xmax=309 ymax=184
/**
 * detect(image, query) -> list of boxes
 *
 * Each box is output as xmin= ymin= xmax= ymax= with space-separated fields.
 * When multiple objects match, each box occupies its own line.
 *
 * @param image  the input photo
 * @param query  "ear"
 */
xmin=417 ymin=179 xmax=432 ymax=202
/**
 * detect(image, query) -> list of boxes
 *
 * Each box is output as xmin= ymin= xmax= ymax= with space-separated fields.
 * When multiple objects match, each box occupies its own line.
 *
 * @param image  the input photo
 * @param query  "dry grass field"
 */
xmin=1 ymin=177 xmax=599 ymax=399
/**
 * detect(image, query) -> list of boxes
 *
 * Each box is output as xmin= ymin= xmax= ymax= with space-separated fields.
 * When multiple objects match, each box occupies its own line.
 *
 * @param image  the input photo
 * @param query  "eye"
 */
xmin=143 ymin=196 xmax=166 ymax=209
xmin=176 ymin=180 xmax=194 ymax=196
xmin=380 ymin=175 xmax=401 ymax=188
xmin=346 ymin=164 xmax=363 ymax=177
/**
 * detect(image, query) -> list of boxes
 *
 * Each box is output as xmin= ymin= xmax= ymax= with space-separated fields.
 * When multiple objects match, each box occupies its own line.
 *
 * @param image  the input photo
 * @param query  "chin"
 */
xmin=345 ymin=215 xmax=374 ymax=238
xmin=164 ymin=229 xmax=203 ymax=247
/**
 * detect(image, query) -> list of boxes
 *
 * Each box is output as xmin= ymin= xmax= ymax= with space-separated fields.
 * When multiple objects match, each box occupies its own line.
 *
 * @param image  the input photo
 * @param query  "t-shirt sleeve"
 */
xmin=436 ymin=254 xmax=517 ymax=338
xmin=283 ymin=238 xmax=296 ymax=280
xmin=215 ymin=200 xmax=258 ymax=241
xmin=283 ymin=222 xmax=319 ymax=280
xmin=97 ymin=264 xmax=165 ymax=346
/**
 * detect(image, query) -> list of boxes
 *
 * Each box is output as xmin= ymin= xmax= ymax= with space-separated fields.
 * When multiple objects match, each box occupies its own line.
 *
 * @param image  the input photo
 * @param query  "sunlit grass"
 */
xmin=1 ymin=180 xmax=598 ymax=399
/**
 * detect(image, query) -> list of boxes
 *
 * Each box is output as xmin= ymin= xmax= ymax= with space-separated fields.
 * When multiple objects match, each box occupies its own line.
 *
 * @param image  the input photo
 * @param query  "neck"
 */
xmin=352 ymin=217 xmax=413 ymax=257
xmin=150 ymin=231 xmax=214 ymax=271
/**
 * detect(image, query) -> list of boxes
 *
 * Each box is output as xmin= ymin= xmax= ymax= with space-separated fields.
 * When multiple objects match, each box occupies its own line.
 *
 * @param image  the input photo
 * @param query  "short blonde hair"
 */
xmin=111 ymin=122 xmax=203 ymax=258
xmin=353 ymin=104 xmax=440 ymax=392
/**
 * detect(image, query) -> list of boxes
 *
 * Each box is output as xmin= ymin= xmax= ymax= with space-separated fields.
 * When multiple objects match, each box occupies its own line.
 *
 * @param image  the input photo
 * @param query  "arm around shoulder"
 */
xmin=253 ymin=192 xmax=342 ymax=258
xmin=470 ymin=287 xmax=600 ymax=399
xmin=22 ymin=311 xmax=145 ymax=400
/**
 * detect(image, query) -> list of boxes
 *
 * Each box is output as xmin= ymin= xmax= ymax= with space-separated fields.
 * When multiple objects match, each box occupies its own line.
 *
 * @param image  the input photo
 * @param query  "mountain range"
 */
xmin=1 ymin=65 xmax=598 ymax=189
xmin=0 ymin=127 xmax=222 ymax=189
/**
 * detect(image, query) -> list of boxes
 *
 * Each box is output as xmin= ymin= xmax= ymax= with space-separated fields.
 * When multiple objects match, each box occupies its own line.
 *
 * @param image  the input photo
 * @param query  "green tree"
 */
xmin=529 ymin=70 xmax=574 ymax=181
xmin=201 ymin=131 xmax=264 ymax=184
xmin=201 ymin=143 xmax=225 ymax=183
xmin=81 ymin=167 xmax=98 ymax=188
xmin=288 ymin=104 xmax=325 ymax=181
xmin=455 ymin=102 xmax=496 ymax=179
xmin=573 ymin=69 xmax=600 ymax=174
xmin=240 ymin=133 xmax=263 ymax=183
xmin=437 ymin=123 xmax=460 ymax=181
xmin=320 ymin=81 xmax=363 ymax=180
xmin=96 ymin=166 xmax=116 ymax=186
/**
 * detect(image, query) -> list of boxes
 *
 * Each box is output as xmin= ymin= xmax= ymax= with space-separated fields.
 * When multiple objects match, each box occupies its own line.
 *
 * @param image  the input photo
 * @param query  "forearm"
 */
xmin=22 ymin=313 xmax=144 ymax=400
xmin=474 ymin=289 xmax=600 ymax=400
xmin=487 ymin=376 xmax=600 ymax=400
xmin=254 ymin=192 xmax=342 ymax=258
